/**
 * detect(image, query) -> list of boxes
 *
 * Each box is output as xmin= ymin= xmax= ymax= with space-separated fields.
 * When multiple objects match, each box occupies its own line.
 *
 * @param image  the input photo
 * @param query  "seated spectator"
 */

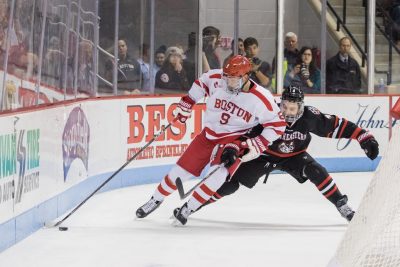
xmin=244 ymin=37 xmax=272 ymax=88
xmin=223 ymin=38 xmax=244 ymax=67
xmin=105 ymin=39 xmax=142 ymax=94
xmin=202 ymin=26 xmax=221 ymax=71
xmin=326 ymin=37 xmax=361 ymax=94
xmin=284 ymin=46 xmax=321 ymax=94
xmin=155 ymin=46 xmax=190 ymax=91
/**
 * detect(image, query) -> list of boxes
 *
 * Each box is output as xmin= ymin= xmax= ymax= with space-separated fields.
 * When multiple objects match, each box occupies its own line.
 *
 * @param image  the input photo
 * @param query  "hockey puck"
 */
xmin=58 ymin=226 xmax=68 ymax=231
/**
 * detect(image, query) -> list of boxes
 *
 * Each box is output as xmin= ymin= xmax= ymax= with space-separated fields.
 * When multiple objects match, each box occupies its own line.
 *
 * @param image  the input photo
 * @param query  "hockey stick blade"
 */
xmin=176 ymin=165 xmax=222 ymax=199
xmin=44 ymin=220 xmax=62 ymax=228
xmin=175 ymin=178 xmax=185 ymax=199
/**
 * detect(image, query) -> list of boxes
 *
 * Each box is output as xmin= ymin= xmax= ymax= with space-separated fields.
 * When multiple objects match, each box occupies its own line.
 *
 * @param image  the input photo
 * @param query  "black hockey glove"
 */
xmin=357 ymin=131 xmax=379 ymax=160
xmin=221 ymin=144 xmax=239 ymax=168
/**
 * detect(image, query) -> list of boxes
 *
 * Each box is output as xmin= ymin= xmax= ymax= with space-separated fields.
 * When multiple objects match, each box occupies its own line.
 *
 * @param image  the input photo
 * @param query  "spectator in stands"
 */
xmin=151 ymin=45 xmax=166 ymax=87
xmin=155 ymin=46 xmax=190 ymax=91
xmin=105 ymin=39 xmax=142 ymax=94
xmin=137 ymin=43 xmax=151 ymax=91
xmin=272 ymin=32 xmax=300 ymax=73
xmin=326 ymin=37 xmax=361 ymax=94
xmin=78 ymin=40 xmax=95 ymax=95
xmin=284 ymin=46 xmax=321 ymax=93
xmin=270 ymin=32 xmax=300 ymax=92
xmin=202 ymin=26 xmax=221 ymax=70
xmin=223 ymin=38 xmax=244 ymax=67
xmin=154 ymin=45 xmax=166 ymax=75
xmin=244 ymin=37 xmax=272 ymax=88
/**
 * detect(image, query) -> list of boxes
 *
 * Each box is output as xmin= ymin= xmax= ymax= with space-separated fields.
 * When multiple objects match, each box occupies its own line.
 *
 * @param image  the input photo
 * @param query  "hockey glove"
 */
xmin=357 ymin=131 xmax=379 ymax=160
xmin=173 ymin=95 xmax=195 ymax=123
xmin=221 ymin=143 xmax=240 ymax=168
xmin=241 ymin=136 xmax=269 ymax=162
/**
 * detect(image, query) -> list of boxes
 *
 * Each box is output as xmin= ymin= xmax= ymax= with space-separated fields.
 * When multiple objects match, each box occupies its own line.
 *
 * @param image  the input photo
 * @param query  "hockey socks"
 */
xmin=315 ymin=175 xmax=343 ymax=205
xmin=152 ymin=175 xmax=177 ymax=201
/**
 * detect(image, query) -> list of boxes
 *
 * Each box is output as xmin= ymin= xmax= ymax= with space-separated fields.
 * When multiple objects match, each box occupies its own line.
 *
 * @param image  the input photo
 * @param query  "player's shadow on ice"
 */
xmin=187 ymin=217 xmax=347 ymax=232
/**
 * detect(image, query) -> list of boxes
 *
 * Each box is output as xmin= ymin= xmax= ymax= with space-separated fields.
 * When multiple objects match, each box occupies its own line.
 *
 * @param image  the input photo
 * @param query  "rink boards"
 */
xmin=0 ymin=94 xmax=398 ymax=252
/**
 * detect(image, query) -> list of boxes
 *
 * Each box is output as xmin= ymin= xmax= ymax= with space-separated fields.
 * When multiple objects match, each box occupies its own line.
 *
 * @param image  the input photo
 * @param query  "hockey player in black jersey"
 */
xmin=188 ymin=84 xmax=379 ymax=221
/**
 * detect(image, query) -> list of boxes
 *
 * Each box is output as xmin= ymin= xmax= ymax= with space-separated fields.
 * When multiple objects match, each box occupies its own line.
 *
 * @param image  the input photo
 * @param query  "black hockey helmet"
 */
xmin=280 ymin=84 xmax=305 ymax=123
xmin=281 ymin=83 xmax=304 ymax=102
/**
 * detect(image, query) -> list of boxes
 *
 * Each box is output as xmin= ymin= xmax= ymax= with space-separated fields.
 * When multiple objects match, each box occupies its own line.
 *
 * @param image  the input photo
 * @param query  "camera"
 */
xmin=252 ymin=57 xmax=262 ymax=65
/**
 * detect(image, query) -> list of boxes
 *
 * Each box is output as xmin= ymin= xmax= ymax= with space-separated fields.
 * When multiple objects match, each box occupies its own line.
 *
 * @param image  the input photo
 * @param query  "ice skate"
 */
xmin=336 ymin=195 xmax=355 ymax=222
xmin=136 ymin=197 xmax=163 ymax=218
xmin=172 ymin=203 xmax=193 ymax=225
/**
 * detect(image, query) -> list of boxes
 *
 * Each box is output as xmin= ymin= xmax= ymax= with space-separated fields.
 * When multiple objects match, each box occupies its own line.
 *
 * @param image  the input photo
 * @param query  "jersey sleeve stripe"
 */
xmin=273 ymin=129 xmax=285 ymax=136
xmin=334 ymin=116 xmax=339 ymax=128
xmin=194 ymin=79 xmax=209 ymax=96
xmin=332 ymin=118 xmax=342 ymax=138
xmin=338 ymin=119 xmax=348 ymax=139
xmin=350 ymin=127 xmax=362 ymax=139
xmin=250 ymin=89 xmax=273 ymax=111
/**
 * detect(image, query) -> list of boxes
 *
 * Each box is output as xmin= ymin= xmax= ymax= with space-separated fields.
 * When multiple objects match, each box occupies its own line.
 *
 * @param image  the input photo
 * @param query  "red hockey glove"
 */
xmin=173 ymin=95 xmax=195 ymax=123
xmin=357 ymin=130 xmax=379 ymax=160
xmin=241 ymin=136 xmax=269 ymax=162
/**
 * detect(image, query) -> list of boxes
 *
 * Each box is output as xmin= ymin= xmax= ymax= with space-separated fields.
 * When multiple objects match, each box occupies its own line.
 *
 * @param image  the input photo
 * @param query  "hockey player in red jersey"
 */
xmin=186 ymin=84 xmax=379 ymax=222
xmin=136 ymin=55 xmax=286 ymax=224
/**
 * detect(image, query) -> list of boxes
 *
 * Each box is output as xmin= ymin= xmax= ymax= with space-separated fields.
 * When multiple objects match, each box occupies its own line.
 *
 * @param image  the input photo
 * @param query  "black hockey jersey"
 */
xmin=263 ymin=105 xmax=365 ymax=159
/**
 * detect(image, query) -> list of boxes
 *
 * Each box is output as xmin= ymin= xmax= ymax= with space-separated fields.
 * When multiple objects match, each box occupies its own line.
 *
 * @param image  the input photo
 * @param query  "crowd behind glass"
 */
xmin=1 ymin=0 xmax=399 ymax=111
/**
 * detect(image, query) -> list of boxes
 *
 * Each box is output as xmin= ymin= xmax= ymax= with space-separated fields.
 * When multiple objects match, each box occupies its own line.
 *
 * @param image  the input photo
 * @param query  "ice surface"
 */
xmin=0 ymin=172 xmax=372 ymax=267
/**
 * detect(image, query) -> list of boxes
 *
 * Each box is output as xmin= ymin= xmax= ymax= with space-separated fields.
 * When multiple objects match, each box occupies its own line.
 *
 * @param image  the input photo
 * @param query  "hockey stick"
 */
xmin=46 ymin=119 xmax=176 ymax=228
xmin=175 ymin=165 xmax=222 ymax=199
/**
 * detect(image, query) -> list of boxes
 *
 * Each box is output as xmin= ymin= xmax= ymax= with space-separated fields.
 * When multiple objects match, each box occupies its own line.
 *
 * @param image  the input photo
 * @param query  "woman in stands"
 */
xmin=155 ymin=46 xmax=190 ymax=91
xmin=284 ymin=46 xmax=321 ymax=93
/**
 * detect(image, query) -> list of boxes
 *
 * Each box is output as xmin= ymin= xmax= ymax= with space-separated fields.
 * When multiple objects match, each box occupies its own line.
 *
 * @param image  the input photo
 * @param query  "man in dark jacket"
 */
xmin=326 ymin=37 xmax=362 ymax=94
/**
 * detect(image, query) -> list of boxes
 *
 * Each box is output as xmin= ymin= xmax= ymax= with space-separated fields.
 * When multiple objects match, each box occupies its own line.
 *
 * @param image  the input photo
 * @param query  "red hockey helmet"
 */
xmin=223 ymin=55 xmax=251 ymax=77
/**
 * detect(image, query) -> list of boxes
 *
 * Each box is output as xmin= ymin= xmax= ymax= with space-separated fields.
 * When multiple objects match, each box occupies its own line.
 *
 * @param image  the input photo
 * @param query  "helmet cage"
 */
xmin=222 ymin=74 xmax=244 ymax=94
xmin=280 ymin=99 xmax=304 ymax=123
